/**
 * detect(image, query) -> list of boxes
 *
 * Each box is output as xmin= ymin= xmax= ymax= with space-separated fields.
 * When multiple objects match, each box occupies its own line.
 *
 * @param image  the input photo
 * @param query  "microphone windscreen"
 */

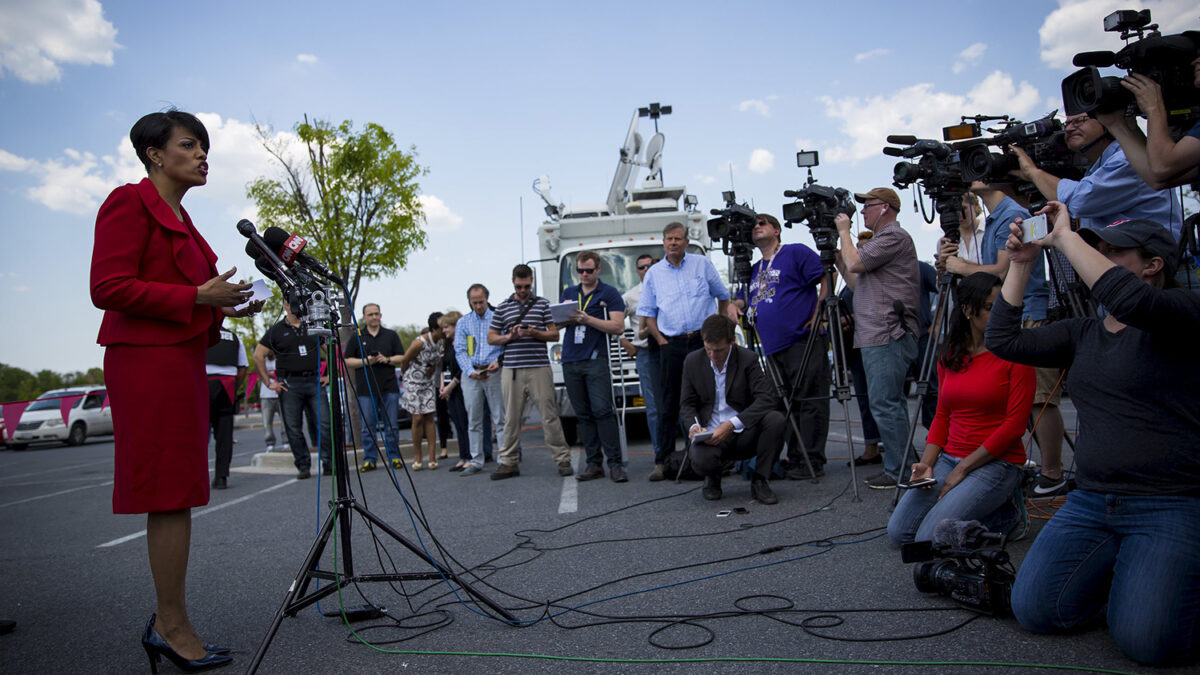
xmin=262 ymin=226 xmax=291 ymax=249
xmin=882 ymin=146 xmax=906 ymax=157
xmin=886 ymin=135 xmax=918 ymax=145
xmin=1072 ymin=51 xmax=1116 ymax=68
xmin=244 ymin=241 xmax=264 ymax=259
xmin=254 ymin=257 xmax=282 ymax=284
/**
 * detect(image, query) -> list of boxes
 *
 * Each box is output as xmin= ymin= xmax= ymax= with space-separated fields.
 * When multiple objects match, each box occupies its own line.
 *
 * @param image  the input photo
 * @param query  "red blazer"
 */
xmin=90 ymin=178 xmax=222 ymax=347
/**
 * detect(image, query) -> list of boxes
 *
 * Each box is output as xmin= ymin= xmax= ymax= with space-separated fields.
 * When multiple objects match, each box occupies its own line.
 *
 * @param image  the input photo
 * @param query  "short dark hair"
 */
xmin=428 ymin=311 xmax=444 ymax=332
xmin=129 ymin=110 xmax=210 ymax=173
xmin=576 ymin=250 xmax=601 ymax=269
xmin=362 ymin=303 xmax=380 ymax=315
xmin=512 ymin=264 xmax=533 ymax=280
xmin=467 ymin=283 xmax=489 ymax=299
xmin=700 ymin=314 xmax=736 ymax=345
xmin=636 ymin=253 xmax=654 ymax=264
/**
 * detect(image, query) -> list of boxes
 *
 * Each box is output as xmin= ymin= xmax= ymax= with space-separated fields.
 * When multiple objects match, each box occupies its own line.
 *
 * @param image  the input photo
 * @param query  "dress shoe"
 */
xmin=648 ymin=464 xmax=665 ymax=482
xmin=848 ymin=453 xmax=883 ymax=467
xmin=610 ymin=465 xmax=628 ymax=483
xmin=296 ymin=469 xmax=311 ymax=480
xmin=785 ymin=463 xmax=825 ymax=480
xmin=751 ymin=478 xmax=778 ymax=505
xmin=449 ymin=464 xmax=465 ymax=472
xmin=575 ymin=464 xmax=604 ymax=481
xmin=701 ymin=475 xmax=723 ymax=501
xmin=557 ymin=461 xmax=574 ymax=476
xmin=211 ymin=476 xmax=227 ymax=490
xmin=490 ymin=463 xmax=520 ymax=480
xmin=142 ymin=614 xmax=232 ymax=674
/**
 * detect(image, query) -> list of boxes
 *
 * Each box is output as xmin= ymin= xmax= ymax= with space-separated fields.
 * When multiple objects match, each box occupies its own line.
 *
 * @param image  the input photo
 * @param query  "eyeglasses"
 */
xmin=576 ymin=267 xmax=597 ymax=275
xmin=862 ymin=201 xmax=886 ymax=210
xmin=1065 ymin=116 xmax=1091 ymax=129
xmin=637 ymin=264 xmax=652 ymax=270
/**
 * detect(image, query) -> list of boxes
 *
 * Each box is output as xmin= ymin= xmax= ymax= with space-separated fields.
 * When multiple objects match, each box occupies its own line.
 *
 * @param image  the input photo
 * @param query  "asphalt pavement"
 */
xmin=0 ymin=400 xmax=1155 ymax=674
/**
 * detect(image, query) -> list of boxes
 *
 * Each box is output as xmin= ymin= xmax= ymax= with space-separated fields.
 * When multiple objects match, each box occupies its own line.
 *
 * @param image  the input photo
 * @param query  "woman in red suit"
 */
xmin=91 ymin=110 xmax=262 ymax=673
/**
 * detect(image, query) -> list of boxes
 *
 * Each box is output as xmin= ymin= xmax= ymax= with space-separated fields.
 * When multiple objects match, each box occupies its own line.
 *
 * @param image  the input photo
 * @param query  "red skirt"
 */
xmin=106 ymin=333 xmax=210 ymax=514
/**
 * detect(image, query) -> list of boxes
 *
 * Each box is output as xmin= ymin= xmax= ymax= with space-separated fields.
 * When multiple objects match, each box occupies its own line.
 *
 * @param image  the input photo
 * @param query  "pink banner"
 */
xmin=247 ymin=373 xmax=259 ymax=396
xmin=2 ymin=402 xmax=30 ymax=441
xmin=59 ymin=395 xmax=84 ymax=425
xmin=101 ymin=394 xmax=110 ymax=410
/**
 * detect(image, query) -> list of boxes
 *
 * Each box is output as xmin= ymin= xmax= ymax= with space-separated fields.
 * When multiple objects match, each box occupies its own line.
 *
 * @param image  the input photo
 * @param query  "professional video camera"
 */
xmin=708 ymin=190 xmax=759 ymax=285
xmin=900 ymin=519 xmax=1016 ymax=616
xmin=884 ymin=136 xmax=969 ymax=240
xmin=781 ymin=150 xmax=856 ymax=263
xmin=951 ymin=113 xmax=1091 ymax=209
xmin=1062 ymin=9 xmax=1200 ymax=127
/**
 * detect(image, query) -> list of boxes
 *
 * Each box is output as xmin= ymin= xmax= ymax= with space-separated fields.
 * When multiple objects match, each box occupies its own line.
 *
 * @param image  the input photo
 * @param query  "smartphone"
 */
xmin=1020 ymin=213 xmax=1049 ymax=243
xmin=897 ymin=477 xmax=937 ymax=489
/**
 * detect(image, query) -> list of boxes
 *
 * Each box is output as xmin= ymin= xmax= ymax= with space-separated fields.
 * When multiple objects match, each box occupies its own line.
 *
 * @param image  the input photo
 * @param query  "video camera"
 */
xmin=708 ymin=190 xmax=759 ymax=285
xmin=900 ymin=519 xmax=1015 ymax=616
xmin=884 ymin=136 xmax=969 ymax=240
xmin=781 ymin=151 xmax=855 ymax=264
xmin=1062 ymin=9 xmax=1200 ymax=127
xmin=951 ymin=113 xmax=1091 ymax=209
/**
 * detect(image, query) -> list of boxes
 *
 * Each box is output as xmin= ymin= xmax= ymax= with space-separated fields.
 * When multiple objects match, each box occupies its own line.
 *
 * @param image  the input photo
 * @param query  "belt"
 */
xmin=666 ymin=331 xmax=700 ymax=341
xmin=278 ymin=369 xmax=317 ymax=377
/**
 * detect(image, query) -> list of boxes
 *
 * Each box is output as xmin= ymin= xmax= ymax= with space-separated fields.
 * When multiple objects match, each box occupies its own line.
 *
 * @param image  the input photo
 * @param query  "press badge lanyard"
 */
xmin=750 ymin=244 xmax=783 ymax=319
xmin=574 ymin=289 xmax=596 ymax=345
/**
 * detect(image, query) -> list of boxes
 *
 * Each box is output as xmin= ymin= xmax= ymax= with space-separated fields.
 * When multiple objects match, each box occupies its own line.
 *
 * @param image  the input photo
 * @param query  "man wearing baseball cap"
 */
xmin=835 ymin=187 xmax=920 ymax=489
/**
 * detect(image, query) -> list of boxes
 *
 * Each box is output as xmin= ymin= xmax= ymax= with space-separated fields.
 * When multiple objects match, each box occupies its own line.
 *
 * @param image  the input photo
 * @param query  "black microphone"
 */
xmin=249 ymin=249 xmax=283 ymax=285
xmin=886 ymin=134 xmax=918 ymax=146
xmin=1072 ymin=51 xmax=1116 ymax=68
xmin=882 ymin=146 xmax=906 ymax=157
xmin=262 ymin=226 xmax=345 ymax=284
xmin=783 ymin=189 xmax=802 ymax=198
xmin=238 ymin=220 xmax=297 ymax=292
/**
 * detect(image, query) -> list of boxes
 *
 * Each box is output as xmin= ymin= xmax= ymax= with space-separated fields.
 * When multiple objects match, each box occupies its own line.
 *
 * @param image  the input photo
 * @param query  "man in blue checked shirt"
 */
xmin=638 ymin=221 xmax=730 ymax=481
xmin=453 ymin=283 xmax=505 ymax=476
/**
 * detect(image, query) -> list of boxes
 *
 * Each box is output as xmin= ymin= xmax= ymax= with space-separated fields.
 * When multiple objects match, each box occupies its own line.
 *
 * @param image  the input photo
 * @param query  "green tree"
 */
xmin=246 ymin=117 xmax=429 ymax=309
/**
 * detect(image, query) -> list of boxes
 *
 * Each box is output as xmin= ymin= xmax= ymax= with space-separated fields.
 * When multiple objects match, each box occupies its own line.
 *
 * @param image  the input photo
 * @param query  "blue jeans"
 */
xmin=563 ymin=358 xmax=621 ymax=469
xmin=461 ymin=373 xmax=504 ymax=469
xmin=449 ymin=389 xmax=493 ymax=461
xmin=278 ymin=376 xmax=332 ymax=472
xmin=848 ymin=347 xmax=880 ymax=445
xmin=1011 ymin=490 xmax=1200 ymax=665
xmin=357 ymin=392 xmax=401 ymax=464
xmin=860 ymin=334 xmax=917 ymax=478
xmin=635 ymin=347 xmax=659 ymax=449
xmin=887 ymin=454 xmax=1022 ymax=545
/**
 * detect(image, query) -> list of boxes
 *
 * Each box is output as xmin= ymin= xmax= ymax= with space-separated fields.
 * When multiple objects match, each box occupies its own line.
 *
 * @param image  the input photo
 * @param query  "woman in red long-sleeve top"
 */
xmin=91 ymin=110 xmax=261 ymax=672
xmin=887 ymin=272 xmax=1034 ymax=545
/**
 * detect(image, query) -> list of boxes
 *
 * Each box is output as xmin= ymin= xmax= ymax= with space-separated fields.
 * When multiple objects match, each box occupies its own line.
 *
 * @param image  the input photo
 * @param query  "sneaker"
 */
xmin=610 ymin=465 xmax=628 ymax=483
xmin=701 ymin=475 xmax=722 ymax=501
xmin=360 ymin=461 xmax=376 ymax=473
xmin=265 ymin=444 xmax=275 ymax=452
xmin=391 ymin=458 xmax=404 ymax=470
xmin=648 ymin=464 xmax=665 ymax=482
xmin=557 ymin=461 xmax=574 ymax=477
xmin=751 ymin=478 xmax=778 ymax=505
xmin=459 ymin=465 xmax=482 ymax=476
xmin=1032 ymin=472 xmax=1068 ymax=497
xmin=490 ymin=463 xmax=520 ymax=480
xmin=864 ymin=472 xmax=897 ymax=490
xmin=575 ymin=464 xmax=604 ymax=481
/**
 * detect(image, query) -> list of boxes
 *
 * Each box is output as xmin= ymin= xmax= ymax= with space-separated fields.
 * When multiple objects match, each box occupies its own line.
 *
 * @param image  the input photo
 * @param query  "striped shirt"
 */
xmin=852 ymin=220 xmax=920 ymax=348
xmin=491 ymin=295 xmax=552 ymax=368
xmin=455 ymin=308 xmax=504 ymax=374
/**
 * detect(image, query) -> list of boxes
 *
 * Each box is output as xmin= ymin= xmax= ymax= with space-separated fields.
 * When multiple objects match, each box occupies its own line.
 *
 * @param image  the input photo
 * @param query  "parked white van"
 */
xmin=10 ymin=386 xmax=112 ymax=449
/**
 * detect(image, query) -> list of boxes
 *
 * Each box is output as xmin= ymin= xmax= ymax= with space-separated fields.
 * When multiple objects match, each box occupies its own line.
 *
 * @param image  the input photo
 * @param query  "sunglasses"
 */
xmin=576 ymin=267 xmax=597 ymax=274
xmin=637 ymin=264 xmax=652 ymax=270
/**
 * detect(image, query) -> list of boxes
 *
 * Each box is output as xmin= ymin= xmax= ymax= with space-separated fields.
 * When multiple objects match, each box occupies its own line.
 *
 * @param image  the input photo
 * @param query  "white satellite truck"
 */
xmin=532 ymin=103 xmax=713 ymax=445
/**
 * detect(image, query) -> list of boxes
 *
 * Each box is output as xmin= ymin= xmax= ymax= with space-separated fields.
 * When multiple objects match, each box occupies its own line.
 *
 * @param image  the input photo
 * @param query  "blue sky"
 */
xmin=0 ymin=0 xmax=1195 ymax=373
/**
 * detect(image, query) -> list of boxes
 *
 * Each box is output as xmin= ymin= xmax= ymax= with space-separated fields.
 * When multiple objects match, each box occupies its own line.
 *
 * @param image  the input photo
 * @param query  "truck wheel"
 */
xmin=561 ymin=417 xmax=578 ymax=446
xmin=67 ymin=422 xmax=87 ymax=446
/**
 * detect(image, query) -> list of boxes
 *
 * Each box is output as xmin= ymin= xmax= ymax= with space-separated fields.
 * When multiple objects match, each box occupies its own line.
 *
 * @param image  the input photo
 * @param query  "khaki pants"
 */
xmin=498 ymin=366 xmax=571 ymax=467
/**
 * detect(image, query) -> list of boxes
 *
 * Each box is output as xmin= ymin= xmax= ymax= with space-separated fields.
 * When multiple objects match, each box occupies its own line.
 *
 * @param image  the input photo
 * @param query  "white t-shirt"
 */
xmin=259 ymin=358 xmax=278 ymax=400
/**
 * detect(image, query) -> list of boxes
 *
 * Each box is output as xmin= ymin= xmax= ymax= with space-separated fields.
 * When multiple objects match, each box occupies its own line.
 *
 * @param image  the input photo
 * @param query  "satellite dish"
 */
xmin=642 ymin=133 xmax=665 ymax=188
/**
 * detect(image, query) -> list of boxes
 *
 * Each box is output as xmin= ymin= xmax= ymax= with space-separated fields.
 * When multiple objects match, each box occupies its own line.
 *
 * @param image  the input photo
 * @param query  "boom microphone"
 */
xmin=886 ymin=134 xmax=919 ymax=146
xmin=262 ymin=227 xmax=344 ymax=284
xmin=1072 ymin=51 xmax=1116 ymax=68
xmin=882 ymin=146 xmax=906 ymax=157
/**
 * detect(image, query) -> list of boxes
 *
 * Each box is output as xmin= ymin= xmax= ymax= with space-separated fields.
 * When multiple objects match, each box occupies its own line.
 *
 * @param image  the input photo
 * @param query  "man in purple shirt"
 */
xmin=835 ymin=187 xmax=920 ymax=489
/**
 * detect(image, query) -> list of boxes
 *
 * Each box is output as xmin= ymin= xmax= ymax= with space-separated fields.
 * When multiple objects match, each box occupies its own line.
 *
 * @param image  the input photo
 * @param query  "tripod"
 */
xmin=739 ymin=249 xmax=862 ymax=501
xmin=248 ymin=299 xmax=515 ymax=673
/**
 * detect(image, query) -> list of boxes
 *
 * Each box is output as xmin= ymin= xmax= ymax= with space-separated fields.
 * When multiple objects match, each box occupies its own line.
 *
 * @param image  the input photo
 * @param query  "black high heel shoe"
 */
xmin=142 ymin=614 xmax=232 ymax=673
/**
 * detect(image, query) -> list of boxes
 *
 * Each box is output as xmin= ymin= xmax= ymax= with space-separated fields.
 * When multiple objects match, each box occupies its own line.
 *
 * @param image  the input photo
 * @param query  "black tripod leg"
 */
xmin=824 ymin=294 xmax=860 ymax=501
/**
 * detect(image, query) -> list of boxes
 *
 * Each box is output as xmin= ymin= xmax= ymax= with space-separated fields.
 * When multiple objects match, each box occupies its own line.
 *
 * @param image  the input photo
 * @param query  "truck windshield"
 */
xmin=557 ymin=245 xmax=706 ymax=297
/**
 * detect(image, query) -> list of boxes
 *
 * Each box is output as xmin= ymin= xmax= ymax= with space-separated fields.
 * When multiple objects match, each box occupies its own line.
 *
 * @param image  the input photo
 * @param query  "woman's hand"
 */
xmin=223 ymin=299 xmax=265 ymax=317
xmin=909 ymin=462 xmax=934 ymax=484
xmin=197 ymin=268 xmax=252 ymax=307
xmin=938 ymin=465 xmax=968 ymax=500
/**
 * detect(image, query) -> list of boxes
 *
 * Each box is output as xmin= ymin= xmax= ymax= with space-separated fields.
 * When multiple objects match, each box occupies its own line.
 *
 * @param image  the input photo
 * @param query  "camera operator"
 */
xmin=1011 ymin=112 xmax=1181 ymax=238
xmin=835 ymin=187 xmax=920 ymax=490
xmin=987 ymin=205 xmax=1200 ymax=666
xmin=726 ymin=213 xmax=829 ymax=479
xmin=1093 ymin=58 xmax=1200 ymax=192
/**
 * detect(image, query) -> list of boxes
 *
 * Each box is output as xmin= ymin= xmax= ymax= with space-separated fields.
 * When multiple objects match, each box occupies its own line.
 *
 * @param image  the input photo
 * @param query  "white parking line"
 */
xmin=96 ymin=478 xmax=298 ymax=548
xmin=557 ymin=451 xmax=580 ymax=514
xmin=0 ymin=480 xmax=114 ymax=509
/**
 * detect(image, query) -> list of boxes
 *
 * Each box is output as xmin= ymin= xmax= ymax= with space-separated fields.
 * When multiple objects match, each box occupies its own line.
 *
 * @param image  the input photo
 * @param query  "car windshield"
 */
xmin=556 ymin=244 xmax=706 ymax=298
xmin=26 ymin=391 xmax=86 ymax=411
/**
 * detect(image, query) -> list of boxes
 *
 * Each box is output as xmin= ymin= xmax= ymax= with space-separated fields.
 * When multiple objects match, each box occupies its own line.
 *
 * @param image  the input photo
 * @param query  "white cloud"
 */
xmin=13 ymin=285 xmax=29 ymax=293
xmin=418 ymin=194 xmax=463 ymax=232
xmin=820 ymin=71 xmax=1041 ymax=163
xmin=854 ymin=48 xmax=890 ymax=63
xmin=296 ymin=53 xmax=318 ymax=64
xmin=748 ymin=148 xmax=775 ymax=174
xmin=0 ymin=0 xmax=119 ymax=83
xmin=1038 ymin=0 xmax=1199 ymax=71
xmin=692 ymin=173 xmax=717 ymax=185
xmin=952 ymin=42 xmax=987 ymax=74
xmin=738 ymin=98 xmax=772 ymax=117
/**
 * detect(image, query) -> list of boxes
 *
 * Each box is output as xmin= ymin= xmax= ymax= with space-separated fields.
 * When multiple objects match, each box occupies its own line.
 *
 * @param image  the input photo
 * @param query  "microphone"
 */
xmin=1072 ymin=51 xmax=1116 ymax=68
xmin=886 ymin=134 xmax=918 ymax=146
xmin=783 ymin=189 xmax=802 ymax=198
xmin=262 ymin=226 xmax=344 ymax=284
xmin=882 ymin=146 xmax=906 ymax=157
xmin=238 ymin=220 xmax=297 ymax=292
